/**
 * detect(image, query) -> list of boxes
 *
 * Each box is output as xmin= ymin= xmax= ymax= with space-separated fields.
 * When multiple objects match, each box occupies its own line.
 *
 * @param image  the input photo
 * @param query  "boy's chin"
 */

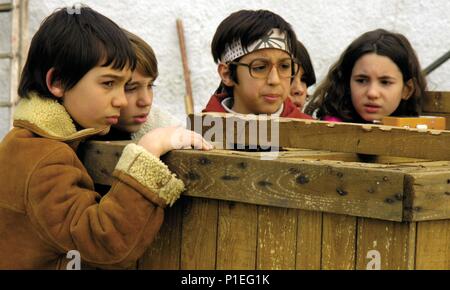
xmin=258 ymin=105 xmax=282 ymax=115
xmin=98 ymin=126 xmax=111 ymax=135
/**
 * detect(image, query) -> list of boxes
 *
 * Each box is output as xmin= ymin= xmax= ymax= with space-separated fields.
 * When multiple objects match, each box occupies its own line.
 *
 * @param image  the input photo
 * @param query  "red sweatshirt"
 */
xmin=202 ymin=93 xmax=312 ymax=119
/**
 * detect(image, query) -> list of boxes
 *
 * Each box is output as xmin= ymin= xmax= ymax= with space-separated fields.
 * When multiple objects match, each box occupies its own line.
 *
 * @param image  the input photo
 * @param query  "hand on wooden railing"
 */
xmin=138 ymin=126 xmax=213 ymax=158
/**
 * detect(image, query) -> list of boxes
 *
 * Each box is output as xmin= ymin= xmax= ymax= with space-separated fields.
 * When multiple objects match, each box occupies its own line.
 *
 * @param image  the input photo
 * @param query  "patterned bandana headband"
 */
xmin=220 ymin=28 xmax=290 ymax=63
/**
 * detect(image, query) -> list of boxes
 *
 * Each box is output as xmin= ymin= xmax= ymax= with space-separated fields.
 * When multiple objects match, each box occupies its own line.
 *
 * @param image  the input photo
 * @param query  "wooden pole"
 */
xmin=176 ymin=19 xmax=194 ymax=115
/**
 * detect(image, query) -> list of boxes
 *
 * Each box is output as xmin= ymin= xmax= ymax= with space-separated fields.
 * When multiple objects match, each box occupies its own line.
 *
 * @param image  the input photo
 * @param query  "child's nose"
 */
xmin=137 ymin=90 xmax=152 ymax=107
xmin=367 ymin=83 xmax=380 ymax=99
xmin=267 ymin=66 xmax=281 ymax=85
xmin=290 ymin=79 xmax=304 ymax=97
xmin=112 ymin=92 xmax=128 ymax=108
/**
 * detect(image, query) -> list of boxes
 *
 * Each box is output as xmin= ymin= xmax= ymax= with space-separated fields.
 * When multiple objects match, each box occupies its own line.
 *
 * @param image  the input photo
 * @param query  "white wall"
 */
xmin=1 ymin=0 xmax=450 ymax=138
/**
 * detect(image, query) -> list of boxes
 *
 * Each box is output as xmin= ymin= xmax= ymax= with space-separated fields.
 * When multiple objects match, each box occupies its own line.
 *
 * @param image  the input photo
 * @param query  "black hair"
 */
xmin=18 ymin=4 xmax=137 ymax=99
xmin=294 ymin=40 xmax=316 ymax=87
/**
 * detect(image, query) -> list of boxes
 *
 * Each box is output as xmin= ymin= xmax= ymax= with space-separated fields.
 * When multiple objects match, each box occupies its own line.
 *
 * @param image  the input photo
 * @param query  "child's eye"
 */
xmin=251 ymin=63 xmax=268 ymax=72
xmin=103 ymin=81 xmax=114 ymax=88
xmin=278 ymin=62 xmax=292 ymax=72
xmin=381 ymin=80 xmax=392 ymax=85
xmin=125 ymin=85 xmax=137 ymax=92
xmin=355 ymin=78 xmax=367 ymax=84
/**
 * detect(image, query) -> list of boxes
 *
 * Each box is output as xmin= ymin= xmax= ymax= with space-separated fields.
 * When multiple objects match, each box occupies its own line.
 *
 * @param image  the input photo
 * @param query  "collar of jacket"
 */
xmin=13 ymin=93 xmax=108 ymax=142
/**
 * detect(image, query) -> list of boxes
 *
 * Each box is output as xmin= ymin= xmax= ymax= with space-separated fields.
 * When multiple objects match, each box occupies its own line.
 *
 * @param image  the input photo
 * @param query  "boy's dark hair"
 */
xmin=123 ymin=30 xmax=158 ymax=80
xmin=211 ymin=10 xmax=298 ymax=96
xmin=18 ymin=5 xmax=137 ymax=99
xmin=294 ymin=40 xmax=316 ymax=87
xmin=306 ymin=28 xmax=427 ymax=121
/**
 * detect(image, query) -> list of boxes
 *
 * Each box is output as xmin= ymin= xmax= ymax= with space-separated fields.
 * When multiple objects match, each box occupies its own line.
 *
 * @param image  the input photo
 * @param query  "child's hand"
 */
xmin=138 ymin=126 xmax=214 ymax=158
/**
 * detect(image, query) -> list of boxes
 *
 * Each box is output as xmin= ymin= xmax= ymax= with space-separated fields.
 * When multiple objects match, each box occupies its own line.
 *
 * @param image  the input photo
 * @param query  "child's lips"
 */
xmin=263 ymin=95 xmax=281 ymax=103
xmin=106 ymin=116 xmax=119 ymax=125
xmin=364 ymin=104 xmax=381 ymax=114
xmin=133 ymin=114 xmax=148 ymax=124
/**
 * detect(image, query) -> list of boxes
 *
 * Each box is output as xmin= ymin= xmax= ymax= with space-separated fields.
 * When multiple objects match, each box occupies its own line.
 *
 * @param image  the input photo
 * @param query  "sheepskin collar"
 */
xmin=13 ymin=93 xmax=107 ymax=141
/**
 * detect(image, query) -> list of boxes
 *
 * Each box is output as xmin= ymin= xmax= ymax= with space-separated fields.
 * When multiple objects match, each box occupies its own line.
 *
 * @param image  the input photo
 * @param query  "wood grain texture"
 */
xmin=296 ymin=210 xmax=322 ymax=269
xmin=189 ymin=113 xmax=450 ymax=161
xmin=423 ymin=91 xmax=450 ymax=114
xmin=138 ymin=197 xmax=184 ymax=269
xmin=216 ymin=201 xmax=257 ymax=269
xmin=257 ymin=206 xmax=297 ymax=269
xmin=416 ymin=219 xmax=450 ymax=269
xmin=356 ymin=218 xmax=416 ymax=270
xmin=180 ymin=197 xmax=218 ymax=269
xmin=164 ymin=150 xmax=406 ymax=221
xmin=321 ymin=213 xmax=357 ymax=270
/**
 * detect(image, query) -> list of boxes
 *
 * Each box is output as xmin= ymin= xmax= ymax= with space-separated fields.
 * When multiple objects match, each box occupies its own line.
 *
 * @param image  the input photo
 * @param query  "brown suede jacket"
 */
xmin=0 ymin=94 xmax=184 ymax=269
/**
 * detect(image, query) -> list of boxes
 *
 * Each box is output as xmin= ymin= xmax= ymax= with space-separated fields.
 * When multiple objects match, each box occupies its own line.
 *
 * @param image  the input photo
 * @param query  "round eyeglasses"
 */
xmin=230 ymin=58 xmax=300 ymax=79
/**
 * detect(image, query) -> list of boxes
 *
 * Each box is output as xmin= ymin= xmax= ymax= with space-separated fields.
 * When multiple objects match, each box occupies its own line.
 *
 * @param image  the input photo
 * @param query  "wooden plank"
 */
xmin=180 ymin=197 xmax=218 ymax=269
xmin=356 ymin=218 xmax=416 ymax=270
xmin=296 ymin=210 xmax=322 ymax=269
xmin=321 ymin=213 xmax=356 ymax=269
xmin=189 ymin=114 xmax=450 ymax=161
xmin=216 ymin=201 xmax=257 ymax=269
xmin=416 ymin=219 xmax=450 ymax=269
xmin=138 ymin=197 xmax=184 ymax=269
xmin=0 ymin=2 xmax=13 ymax=12
xmin=79 ymin=140 xmax=128 ymax=185
xmin=423 ymin=91 xmax=450 ymax=114
xmin=256 ymin=206 xmax=297 ymax=269
xmin=80 ymin=141 xmax=407 ymax=221
xmin=422 ymin=113 xmax=450 ymax=130
xmin=404 ymin=171 xmax=450 ymax=221
xmin=164 ymin=150 xmax=406 ymax=221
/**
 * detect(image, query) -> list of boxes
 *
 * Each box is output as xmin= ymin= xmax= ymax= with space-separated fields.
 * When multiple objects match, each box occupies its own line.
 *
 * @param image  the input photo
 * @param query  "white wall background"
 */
xmin=1 ymin=0 xmax=449 ymax=139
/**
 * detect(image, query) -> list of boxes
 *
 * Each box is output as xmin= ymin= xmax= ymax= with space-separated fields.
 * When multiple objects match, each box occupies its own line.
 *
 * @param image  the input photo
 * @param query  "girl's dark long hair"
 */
xmin=305 ymin=29 xmax=427 ymax=122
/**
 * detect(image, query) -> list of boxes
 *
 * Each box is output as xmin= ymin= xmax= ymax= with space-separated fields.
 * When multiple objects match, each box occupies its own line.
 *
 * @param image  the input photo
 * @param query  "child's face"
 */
xmin=115 ymin=70 xmax=154 ymax=133
xmin=61 ymin=65 xmax=132 ymax=135
xmin=289 ymin=67 xmax=307 ymax=111
xmin=350 ymin=53 xmax=411 ymax=122
xmin=231 ymin=48 xmax=293 ymax=114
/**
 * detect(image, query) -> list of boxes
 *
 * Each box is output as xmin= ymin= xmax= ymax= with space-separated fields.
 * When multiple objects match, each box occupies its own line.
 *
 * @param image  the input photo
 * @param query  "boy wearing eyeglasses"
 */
xmin=202 ymin=9 xmax=312 ymax=119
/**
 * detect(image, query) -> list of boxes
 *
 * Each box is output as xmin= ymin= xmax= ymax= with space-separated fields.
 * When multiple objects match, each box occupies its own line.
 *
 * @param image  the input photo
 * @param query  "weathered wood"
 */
xmin=80 ymin=140 xmax=129 ymax=185
xmin=296 ymin=210 xmax=322 ymax=269
xmin=189 ymin=113 xmax=450 ymax=161
xmin=138 ymin=198 xmax=183 ymax=269
xmin=416 ymin=220 xmax=450 ymax=269
xmin=80 ymin=141 xmax=450 ymax=222
xmin=423 ymin=113 xmax=450 ymax=129
xmin=78 ymin=140 xmax=450 ymax=269
xmin=180 ymin=197 xmax=218 ymax=269
xmin=403 ymin=171 xmax=450 ymax=221
xmin=165 ymin=149 xmax=406 ymax=221
xmin=356 ymin=218 xmax=416 ymax=270
xmin=176 ymin=19 xmax=194 ymax=115
xmin=321 ymin=213 xmax=356 ymax=270
xmin=216 ymin=202 xmax=257 ymax=269
xmin=256 ymin=206 xmax=297 ymax=269
xmin=423 ymin=91 xmax=450 ymax=114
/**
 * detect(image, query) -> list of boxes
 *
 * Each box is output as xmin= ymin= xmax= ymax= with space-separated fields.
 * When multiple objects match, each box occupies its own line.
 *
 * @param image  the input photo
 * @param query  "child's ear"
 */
xmin=218 ymin=63 xmax=235 ymax=87
xmin=401 ymin=79 xmax=415 ymax=101
xmin=45 ymin=68 xmax=64 ymax=98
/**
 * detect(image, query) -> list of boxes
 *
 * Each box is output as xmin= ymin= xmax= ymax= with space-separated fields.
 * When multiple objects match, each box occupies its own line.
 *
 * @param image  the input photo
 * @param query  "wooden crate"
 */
xmin=80 ymin=93 xmax=450 ymax=270
xmin=423 ymin=91 xmax=450 ymax=130
xmin=80 ymin=139 xmax=450 ymax=270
